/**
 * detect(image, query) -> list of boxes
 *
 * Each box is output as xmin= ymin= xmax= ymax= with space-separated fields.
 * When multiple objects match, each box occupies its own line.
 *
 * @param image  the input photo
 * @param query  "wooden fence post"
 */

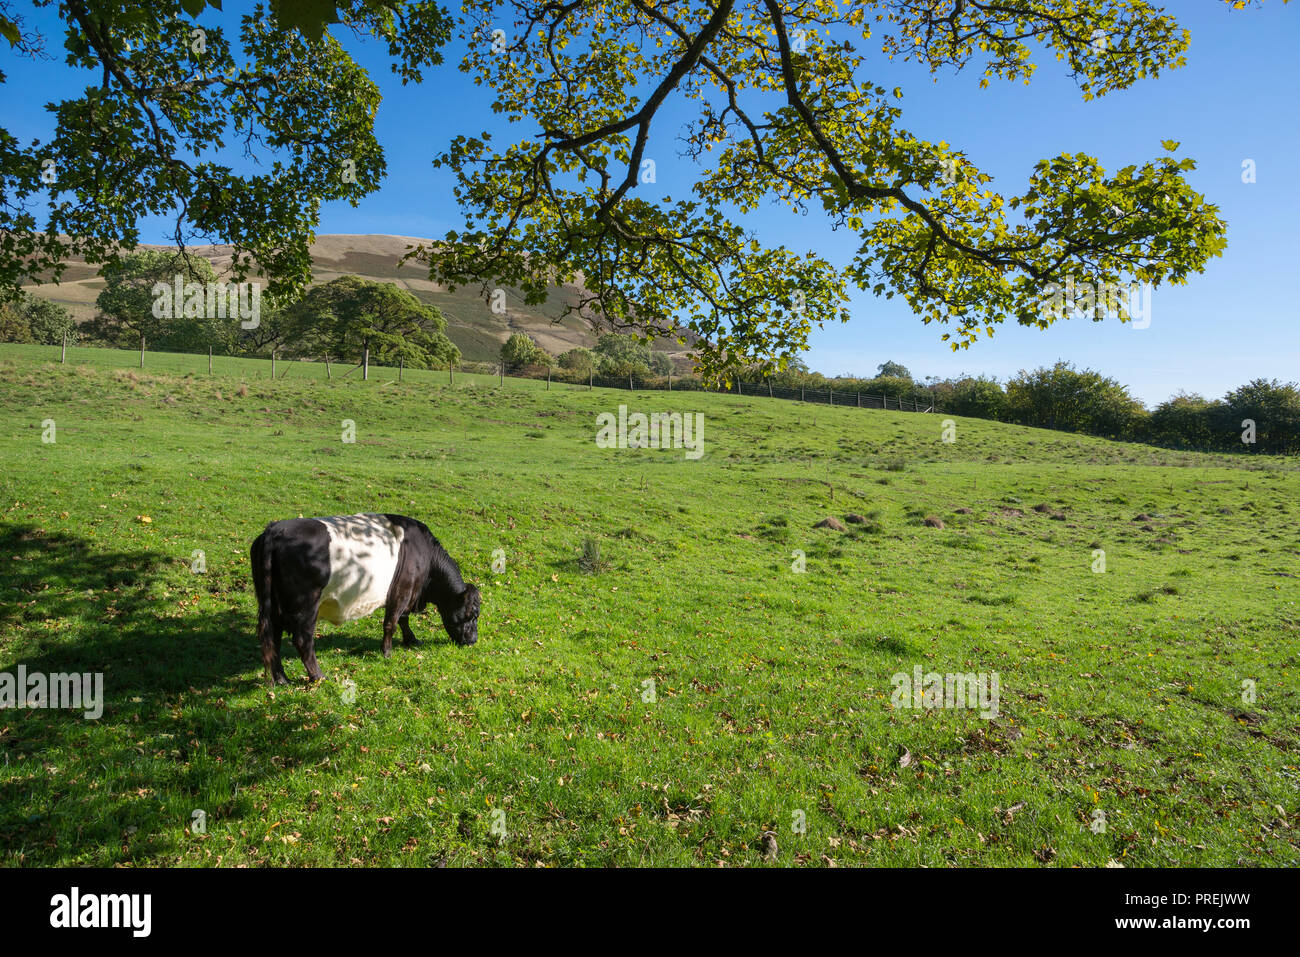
xmin=208 ymin=346 xmax=212 ymax=374
xmin=61 ymin=331 xmax=67 ymax=364
xmin=325 ymin=355 xmax=332 ymax=379
xmin=363 ymin=347 xmax=370 ymax=381
xmin=399 ymin=358 xmax=404 ymax=382
xmin=271 ymin=350 xmax=276 ymax=379
xmin=668 ymin=371 xmax=672 ymax=391
xmin=829 ymin=387 xmax=833 ymax=406
xmin=140 ymin=335 xmax=145 ymax=368
xmin=449 ymin=363 xmax=453 ymax=385
xmin=801 ymin=387 xmax=805 ymax=402
xmin=856 ymin=391 xmax=861 ymax=408
xmin=589 ymin=370 xmax=593 ymax=390
xmin=547 ymin=367 xmax=551 ymax=390
xmin=500 ymin=362 xmax=504 ymax=387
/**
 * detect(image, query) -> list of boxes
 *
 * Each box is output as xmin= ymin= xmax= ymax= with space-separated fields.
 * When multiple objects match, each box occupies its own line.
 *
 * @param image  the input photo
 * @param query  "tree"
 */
xmin=284 ymin=276 xmax=460 ymax=368
xmin=1 ymin=0 xmax=450 ymax=302
xmin=946 ymin=376 xmax=1007 ymax=420
xmin=0 ymin=291 xmax=74 ymax=344
xmin=1005 ymin=362 xmax=1145 ymax=438
xmin=593 ymin=333 xmax=652 ymax=376
xmin=876 ymin=361 xmax=911 ymax=380
xmin=82 ymin=249 xmax=232 ymax=351
xmin=558 ymin=347 xmax=596 ymax=377
xmin=500 ymin=331 xmax=549 ymax=371
xmin=4 ymin=2 xmax=1253 ymax=378
xmin=1223 ymin=379 xmax=1300 ymax=455
xmin=421 ymin=0 xmax=1234 ymax=378
xmin=1149 ymin=392 xmax=1218 ymax=450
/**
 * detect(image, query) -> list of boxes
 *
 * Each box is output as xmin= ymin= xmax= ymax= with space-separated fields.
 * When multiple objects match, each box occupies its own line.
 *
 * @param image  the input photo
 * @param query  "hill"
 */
xmin=19 ymin=234 xmax=692 ymax=365
xmin=1 ymin=342 xmax=1297 ymax=867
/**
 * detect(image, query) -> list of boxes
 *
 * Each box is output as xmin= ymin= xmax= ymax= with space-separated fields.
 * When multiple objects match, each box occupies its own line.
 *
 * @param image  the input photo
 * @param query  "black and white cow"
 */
xmin=250 ymin=514 xmax=480 ymax=684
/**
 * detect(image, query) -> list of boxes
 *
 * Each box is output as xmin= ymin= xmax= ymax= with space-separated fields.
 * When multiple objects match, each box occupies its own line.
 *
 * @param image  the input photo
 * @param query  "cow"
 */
xmin=250 ymin=513 xmax=480 ymax=684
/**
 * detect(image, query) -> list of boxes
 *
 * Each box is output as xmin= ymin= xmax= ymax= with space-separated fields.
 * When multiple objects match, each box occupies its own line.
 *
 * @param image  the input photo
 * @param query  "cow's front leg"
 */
xmin=399 ymin=613 xmax=421 ymax=648
xmin=381 ymin=608 xmax=398 ymax=659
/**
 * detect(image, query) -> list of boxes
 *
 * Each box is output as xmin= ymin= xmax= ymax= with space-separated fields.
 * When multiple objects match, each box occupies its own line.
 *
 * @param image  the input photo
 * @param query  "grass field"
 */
xmin=1 ymin=343 xmax=1297 ymax=867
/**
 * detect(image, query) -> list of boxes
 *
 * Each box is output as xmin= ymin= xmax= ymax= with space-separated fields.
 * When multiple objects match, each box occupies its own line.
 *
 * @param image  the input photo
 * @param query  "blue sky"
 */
xmin=5 ymin=2 xmax=1297 ymax=404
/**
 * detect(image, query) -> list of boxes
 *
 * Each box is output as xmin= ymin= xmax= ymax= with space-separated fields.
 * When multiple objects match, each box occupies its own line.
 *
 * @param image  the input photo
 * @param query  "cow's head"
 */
xmin=439 ymin=583 xmax=481 ymax=646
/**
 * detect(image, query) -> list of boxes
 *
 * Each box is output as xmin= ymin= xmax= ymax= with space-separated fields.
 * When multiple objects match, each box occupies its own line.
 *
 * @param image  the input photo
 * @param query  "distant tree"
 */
xmin=594 ymin=333 xmax=656 ymax=378
xmin=0 ymin=299 xmax=33 ymax=343
xmin=0 ymin=291 xmax=74 ymax=344
xmin=947 ymin=376 xmax=1007 ymax=420
xmin=500 ymin=332 xmax=550 ymax=371
xmin=284 ymin=276 xmax=460 ymax=368
xmin=876 ymin=361 xmax=912 ymax=380
xmin=558 ymin=347 xmax=596 ymax=377
xmin=1149 ymin=392 xmax=1218 ymax=449
xmin=83 ymin=250 xmax=229 ymax=352
xmin=1005 ymin=362 xmax=1145 ymax=438
xmin=1223 ymin=379 xmax=1300 ymax=455
xmin=648 ymin=350 xmax=674 ymax=376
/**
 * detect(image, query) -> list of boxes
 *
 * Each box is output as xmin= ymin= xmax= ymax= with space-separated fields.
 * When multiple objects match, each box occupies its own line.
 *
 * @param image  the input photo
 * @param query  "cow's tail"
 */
xmin=251 ymin=529 xmax=277 ymax=678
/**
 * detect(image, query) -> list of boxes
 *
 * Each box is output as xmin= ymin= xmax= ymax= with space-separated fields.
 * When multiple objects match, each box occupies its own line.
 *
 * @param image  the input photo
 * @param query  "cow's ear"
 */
xmin=463 ymin=584 xmax=481 ymax=617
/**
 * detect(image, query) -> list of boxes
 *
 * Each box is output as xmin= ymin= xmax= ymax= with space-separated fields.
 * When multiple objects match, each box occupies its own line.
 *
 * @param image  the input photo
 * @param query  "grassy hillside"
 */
xmin=20 ymin=234 xmax=691 ymax=364
xmin=1 ymin=343 xmax=1297 ymax=867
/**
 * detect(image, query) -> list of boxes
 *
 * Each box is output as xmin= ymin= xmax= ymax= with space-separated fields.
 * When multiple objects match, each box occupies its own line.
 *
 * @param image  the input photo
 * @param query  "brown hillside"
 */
xmin=21 ymin=234 xmax=693 ymax=365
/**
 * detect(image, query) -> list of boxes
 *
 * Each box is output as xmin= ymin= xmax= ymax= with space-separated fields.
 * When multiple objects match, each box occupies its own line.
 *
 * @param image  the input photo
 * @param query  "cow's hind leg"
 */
xmin=264 ymin=616 xmax=290 ymax=685
xmin=285 ymin=594 xmax=325 ymax=682
xmin=399 ymin=613 xmax=421 ymax=648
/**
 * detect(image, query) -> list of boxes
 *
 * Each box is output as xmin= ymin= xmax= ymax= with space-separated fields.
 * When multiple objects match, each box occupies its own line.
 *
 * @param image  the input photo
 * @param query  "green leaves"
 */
xmin=0 ymin=15 xmax=21 ymax=48
xmin=431 ymin=1 xmax=1228 ymax=378
xmin=1 ymin=0 xmax=450 ymax=303
xmin=282 ymin=275 xmax=460 ymax=368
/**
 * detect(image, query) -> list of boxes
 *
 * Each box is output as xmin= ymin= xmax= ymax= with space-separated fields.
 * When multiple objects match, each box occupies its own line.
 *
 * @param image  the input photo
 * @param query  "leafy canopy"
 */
xmin=0 ymin=289 xmax=74 ymax=344
xmin=283 ymin=274 xmax=461 ymax=367
xmin=4 ymin=1 xmax=1275 ymax=379
xmin=418 ymin=0 xmax=1243 ymax=379
xmin=0 ymin=0 xmax=449 ymax=301
xmin=500 ymin=330 xmax=550 ymax=369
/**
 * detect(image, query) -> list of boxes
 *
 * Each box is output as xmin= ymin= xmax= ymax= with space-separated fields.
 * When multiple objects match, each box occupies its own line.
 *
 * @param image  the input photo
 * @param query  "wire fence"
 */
xmin=29 ymin=337 xmax=945 ymax=414
xmin=581 ymin=371 xmax=944 ymax=414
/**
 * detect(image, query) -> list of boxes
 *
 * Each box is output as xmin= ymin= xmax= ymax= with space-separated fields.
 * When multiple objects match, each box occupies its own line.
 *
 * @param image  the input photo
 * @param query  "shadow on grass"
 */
xmin=0 ymin=523 xmax=332 ymax=865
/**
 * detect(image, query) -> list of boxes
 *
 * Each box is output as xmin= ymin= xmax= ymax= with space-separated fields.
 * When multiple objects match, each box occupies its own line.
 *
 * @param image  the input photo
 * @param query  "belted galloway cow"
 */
xmin=250 ymin=514 xmax=480 ymax=683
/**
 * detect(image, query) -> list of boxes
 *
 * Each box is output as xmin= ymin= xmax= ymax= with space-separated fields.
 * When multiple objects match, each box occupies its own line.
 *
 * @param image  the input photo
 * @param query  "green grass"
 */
xmin=1 ymin=343 xmax=1297 ymax=867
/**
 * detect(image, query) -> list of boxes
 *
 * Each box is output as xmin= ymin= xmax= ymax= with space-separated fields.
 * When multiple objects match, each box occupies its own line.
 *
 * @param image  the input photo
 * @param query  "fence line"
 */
xmin=36 ymin=342 xmax=945 ymax=415
xmin=582 ymin=372 xmax=943 ymax=415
